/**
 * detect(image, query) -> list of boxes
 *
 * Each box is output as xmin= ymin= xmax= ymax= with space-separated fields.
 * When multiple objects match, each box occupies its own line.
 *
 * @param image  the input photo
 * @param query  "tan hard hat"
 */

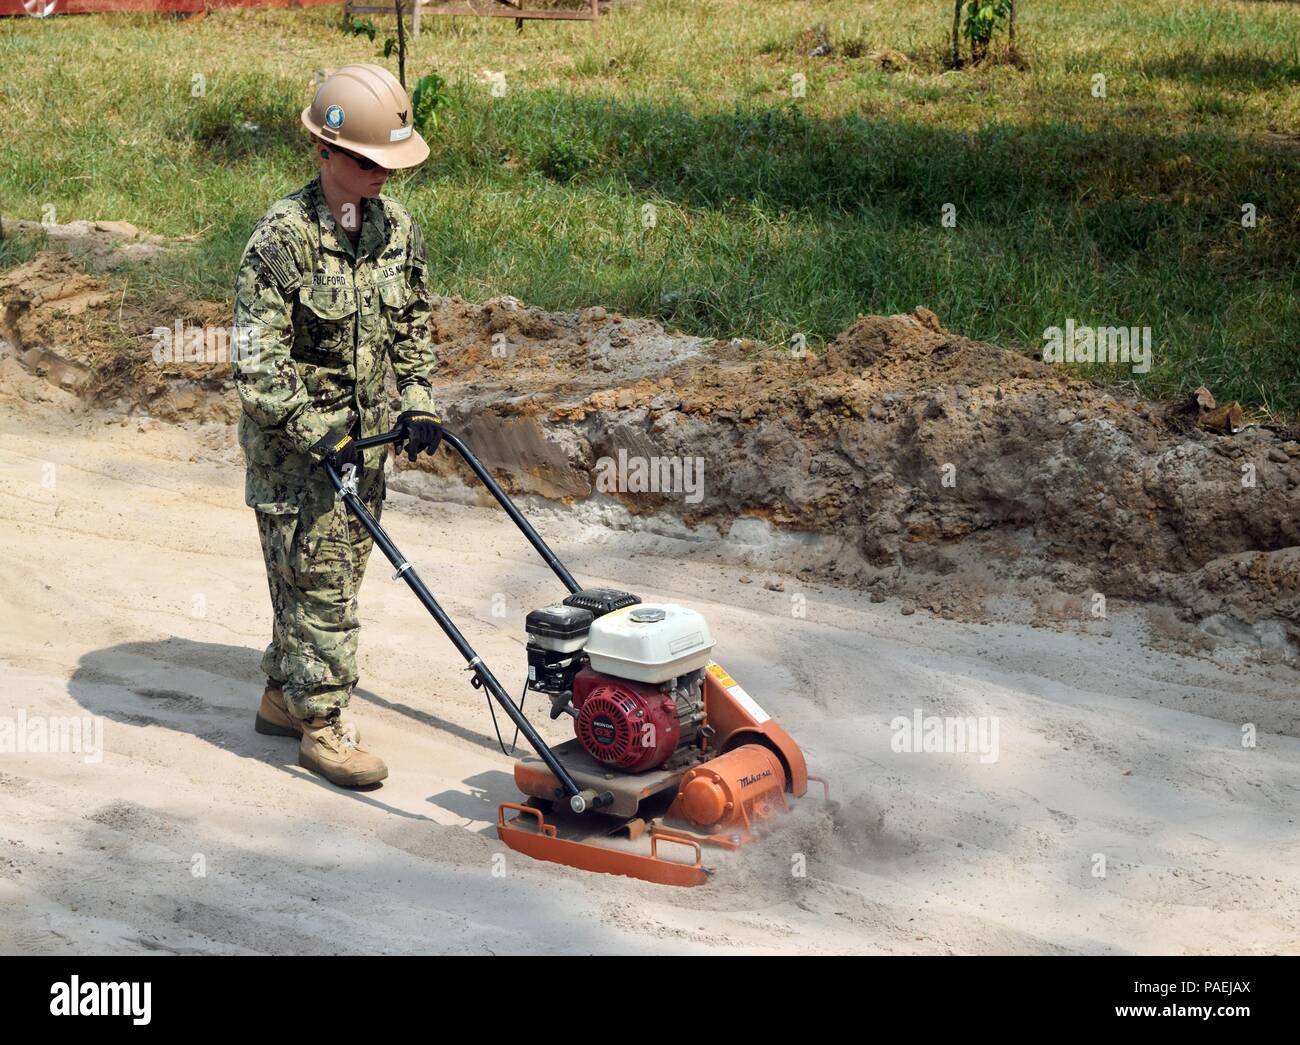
xmin=302 ymin=63 xmax=429 ymax=170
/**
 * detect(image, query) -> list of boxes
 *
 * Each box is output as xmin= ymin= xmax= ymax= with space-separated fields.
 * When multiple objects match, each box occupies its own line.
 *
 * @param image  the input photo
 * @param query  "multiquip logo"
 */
xmin=49 ymin=977 xmax=151 ymax=1025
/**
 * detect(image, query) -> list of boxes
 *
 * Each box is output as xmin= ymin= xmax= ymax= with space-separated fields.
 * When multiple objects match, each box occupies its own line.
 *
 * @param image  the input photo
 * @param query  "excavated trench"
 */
xmin=2 ymin=248 xmax=1298 ymax=658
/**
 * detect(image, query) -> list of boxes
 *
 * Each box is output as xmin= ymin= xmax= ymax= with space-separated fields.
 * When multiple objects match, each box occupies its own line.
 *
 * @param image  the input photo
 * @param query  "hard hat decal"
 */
xmin=324 ymin=104 xmax=345 ymax=129
xmin=397 ymin=110 xmax=409 ymax=124
xmin=390 ymin=126 xmax=412 ymax=142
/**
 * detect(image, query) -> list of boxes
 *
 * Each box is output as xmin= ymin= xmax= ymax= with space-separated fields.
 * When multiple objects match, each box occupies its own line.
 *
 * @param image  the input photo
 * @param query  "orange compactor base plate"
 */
xmin=498 ymin=662 xmax=828 ymax=886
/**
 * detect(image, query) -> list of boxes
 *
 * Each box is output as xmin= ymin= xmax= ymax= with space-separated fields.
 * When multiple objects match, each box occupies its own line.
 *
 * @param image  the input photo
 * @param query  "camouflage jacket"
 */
xmin=232 ymin=176 xmax=437 ymax=511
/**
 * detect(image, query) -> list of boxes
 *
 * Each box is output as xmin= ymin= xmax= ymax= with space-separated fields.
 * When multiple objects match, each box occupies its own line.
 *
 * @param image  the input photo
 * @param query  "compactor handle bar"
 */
xmin=350 ymin=427 xmax=580 ymax=596
xmin=320 ymin=426 xmax=607 ymax=811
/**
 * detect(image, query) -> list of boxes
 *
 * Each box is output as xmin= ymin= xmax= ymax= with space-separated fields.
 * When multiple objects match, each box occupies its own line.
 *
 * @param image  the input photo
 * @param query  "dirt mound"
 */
xmin=3 ymin=253 xmax=1298 ymax=655
xmin=0 ymin=252 xmax=236 ymax=423
xmin=423 ymin=301 xmax=1300 ymax=654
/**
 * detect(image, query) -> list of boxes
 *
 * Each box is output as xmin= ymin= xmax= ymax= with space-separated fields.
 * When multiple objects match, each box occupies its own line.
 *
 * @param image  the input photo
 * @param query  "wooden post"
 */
xmin=951 ymin=0 xmax=962 ymax=68
xmin=412 ymin=0 xmax=420 ymax=38
xmin=395 ymin=0 xmax=407 ymax=88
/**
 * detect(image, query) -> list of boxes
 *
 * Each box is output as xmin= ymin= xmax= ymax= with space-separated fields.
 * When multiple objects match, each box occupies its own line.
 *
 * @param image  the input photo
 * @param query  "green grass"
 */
xmin=1 ymin=1 xmax=1298 ymax=413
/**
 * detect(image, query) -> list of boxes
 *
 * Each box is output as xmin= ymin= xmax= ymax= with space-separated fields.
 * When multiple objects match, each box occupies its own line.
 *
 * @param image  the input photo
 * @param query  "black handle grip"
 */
xmin=352 ymin=429 xmax=406 ymax=451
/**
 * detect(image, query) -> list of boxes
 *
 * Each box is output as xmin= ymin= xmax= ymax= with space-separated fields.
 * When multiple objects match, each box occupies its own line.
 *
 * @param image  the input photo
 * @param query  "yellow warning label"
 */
xmin=706 ymin=662 xmax=737 ymax=688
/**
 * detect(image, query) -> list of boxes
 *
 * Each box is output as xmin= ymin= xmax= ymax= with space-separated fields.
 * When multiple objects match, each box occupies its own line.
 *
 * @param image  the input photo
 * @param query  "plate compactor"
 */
xmin=326 ymin=427 xmax=824 ymax=886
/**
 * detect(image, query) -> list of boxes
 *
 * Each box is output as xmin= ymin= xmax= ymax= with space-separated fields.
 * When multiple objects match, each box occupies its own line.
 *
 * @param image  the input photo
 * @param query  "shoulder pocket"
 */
xmin=377 ymin=277 xmax=409 ymax=310
xmin=252 ymin=231 xmax=304 ymax=293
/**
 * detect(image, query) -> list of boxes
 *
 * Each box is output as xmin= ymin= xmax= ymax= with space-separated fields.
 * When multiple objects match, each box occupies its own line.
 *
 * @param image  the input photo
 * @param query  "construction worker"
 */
xmin=231 ymin=64 xmax=442 ymax=788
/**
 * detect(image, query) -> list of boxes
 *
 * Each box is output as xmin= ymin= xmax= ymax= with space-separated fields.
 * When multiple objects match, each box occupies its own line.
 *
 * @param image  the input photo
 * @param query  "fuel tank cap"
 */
xmin=629 ymin=607 xmax=667 ymax=623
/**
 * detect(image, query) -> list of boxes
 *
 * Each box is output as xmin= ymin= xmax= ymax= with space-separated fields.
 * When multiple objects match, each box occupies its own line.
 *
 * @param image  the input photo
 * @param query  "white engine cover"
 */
xmin=584 ymin=603 xmax=715 ymax=684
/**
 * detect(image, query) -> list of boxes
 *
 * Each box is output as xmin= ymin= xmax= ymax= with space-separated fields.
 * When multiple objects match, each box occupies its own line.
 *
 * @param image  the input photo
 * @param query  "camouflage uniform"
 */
xmin=232 ymin=175 xmax=437 ymax=719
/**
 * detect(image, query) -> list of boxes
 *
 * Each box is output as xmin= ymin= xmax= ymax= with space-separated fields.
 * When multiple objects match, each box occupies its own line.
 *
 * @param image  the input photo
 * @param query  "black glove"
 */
xmin=395 ymin=409 xmax=443 ymax=462
xmin=309 ymin=429 xmax=362 ymax=471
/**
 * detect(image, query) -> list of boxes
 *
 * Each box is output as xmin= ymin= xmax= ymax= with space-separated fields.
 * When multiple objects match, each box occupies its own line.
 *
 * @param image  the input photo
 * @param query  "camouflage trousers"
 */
xmin=253 ymin=464 xmax=385 ymax=719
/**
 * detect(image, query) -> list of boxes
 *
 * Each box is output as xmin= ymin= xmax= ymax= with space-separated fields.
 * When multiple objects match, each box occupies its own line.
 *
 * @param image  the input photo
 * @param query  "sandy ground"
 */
xmin=1 ymin=380 xmax=1298 ymax=955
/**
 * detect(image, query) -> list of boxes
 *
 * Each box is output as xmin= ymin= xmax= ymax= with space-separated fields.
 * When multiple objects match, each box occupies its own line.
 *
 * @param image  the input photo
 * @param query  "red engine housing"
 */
xmin=572 ymin=667 xmax=679 ymax=772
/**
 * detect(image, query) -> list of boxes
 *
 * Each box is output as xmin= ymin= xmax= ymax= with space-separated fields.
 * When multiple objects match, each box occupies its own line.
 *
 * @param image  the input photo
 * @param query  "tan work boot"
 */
xmin=256 ymin=683 xmax=360 ymax=743
xmin=254 ymin=682 xmax=300 ymax=737
xmin=298 ymin=708 xmax=387 ymax=788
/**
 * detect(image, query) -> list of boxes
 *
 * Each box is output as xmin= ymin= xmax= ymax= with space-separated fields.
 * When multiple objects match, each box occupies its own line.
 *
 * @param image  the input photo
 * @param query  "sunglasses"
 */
xmin=329 ymin=145 xmax=388 ymax=173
